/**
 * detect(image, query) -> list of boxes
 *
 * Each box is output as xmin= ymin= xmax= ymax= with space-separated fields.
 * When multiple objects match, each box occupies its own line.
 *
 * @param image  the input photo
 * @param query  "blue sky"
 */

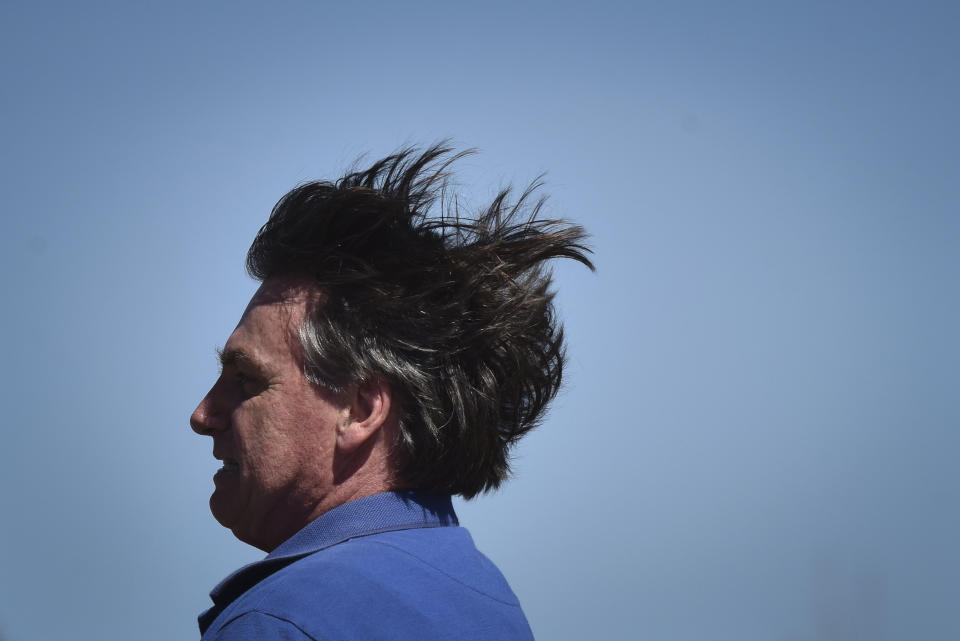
xmin=1 ymin=2 xmax=957 ymax=640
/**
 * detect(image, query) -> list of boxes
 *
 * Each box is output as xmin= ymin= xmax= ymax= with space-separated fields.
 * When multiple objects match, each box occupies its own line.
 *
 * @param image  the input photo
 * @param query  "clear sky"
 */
xmin=1 ymin=1 xmax=957 ymax=640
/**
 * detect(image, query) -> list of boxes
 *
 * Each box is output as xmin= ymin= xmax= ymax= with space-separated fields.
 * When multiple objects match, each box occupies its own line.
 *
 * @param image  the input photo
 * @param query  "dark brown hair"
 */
xmin=246 ymin=144 xmax=594 ymax=497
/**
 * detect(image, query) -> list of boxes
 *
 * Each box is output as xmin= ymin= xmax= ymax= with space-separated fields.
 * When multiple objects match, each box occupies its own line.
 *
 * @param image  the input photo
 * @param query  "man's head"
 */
xmin=190 ymin=278 xmax=398 ymax=550
xmin=192 ymin=144 xmax=593 ymax=549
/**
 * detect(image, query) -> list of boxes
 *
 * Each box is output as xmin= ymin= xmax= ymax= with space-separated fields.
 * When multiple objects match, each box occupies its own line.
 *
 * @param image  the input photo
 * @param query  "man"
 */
xmin=190 ymin=145 xmax=593 ymax=640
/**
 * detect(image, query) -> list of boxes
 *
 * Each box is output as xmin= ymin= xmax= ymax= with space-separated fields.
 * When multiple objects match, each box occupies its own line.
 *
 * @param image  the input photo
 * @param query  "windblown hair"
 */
xmin=246 ymin=144 xmax=594 ymax=498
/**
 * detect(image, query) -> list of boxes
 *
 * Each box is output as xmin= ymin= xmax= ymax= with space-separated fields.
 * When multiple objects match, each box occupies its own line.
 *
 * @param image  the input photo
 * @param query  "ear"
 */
xmin=336 ymin=378 xmax=393 ymax=452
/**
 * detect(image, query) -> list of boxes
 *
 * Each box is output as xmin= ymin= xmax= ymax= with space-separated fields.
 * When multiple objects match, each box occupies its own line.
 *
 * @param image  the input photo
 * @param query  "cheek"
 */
xmin=285 ymin=406 xmax=342 ymax=470
xmin=236 ymin=404 xmax=325 ymax=475
xmin=232 ymin=387 xmax=344 ymax=481
xmin=230 ymin=407 xmax=282 ymax=471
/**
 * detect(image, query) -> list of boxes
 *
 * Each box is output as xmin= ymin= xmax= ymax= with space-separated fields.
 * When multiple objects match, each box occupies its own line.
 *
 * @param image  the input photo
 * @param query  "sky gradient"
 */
xmin=1 ymin=2 xmax=958 ymax=640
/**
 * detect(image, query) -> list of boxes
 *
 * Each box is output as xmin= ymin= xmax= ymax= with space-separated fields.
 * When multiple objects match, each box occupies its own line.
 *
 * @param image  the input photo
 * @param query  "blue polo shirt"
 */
xmin=199 ymin=491 xmax=535 ymax=640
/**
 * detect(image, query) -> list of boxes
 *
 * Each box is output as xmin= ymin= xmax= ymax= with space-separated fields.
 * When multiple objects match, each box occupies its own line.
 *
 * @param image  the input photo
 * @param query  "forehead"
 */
xmin=224 ymin=278 xmax=319 ymax=367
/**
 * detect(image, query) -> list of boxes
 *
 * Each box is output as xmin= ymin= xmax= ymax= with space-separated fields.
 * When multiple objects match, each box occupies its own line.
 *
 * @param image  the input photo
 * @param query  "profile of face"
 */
xmin=190 ymin=280 xmax=350 ymax=551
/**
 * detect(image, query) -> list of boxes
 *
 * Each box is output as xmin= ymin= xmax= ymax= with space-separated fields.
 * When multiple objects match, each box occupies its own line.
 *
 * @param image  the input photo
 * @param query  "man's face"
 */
xmin=190 ymin=279 xmax=347 ymax=551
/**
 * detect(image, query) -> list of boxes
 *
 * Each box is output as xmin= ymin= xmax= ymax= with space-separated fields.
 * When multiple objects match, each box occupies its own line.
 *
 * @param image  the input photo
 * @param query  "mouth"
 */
xmin=213 ymin=454 xmax=240 ymax=474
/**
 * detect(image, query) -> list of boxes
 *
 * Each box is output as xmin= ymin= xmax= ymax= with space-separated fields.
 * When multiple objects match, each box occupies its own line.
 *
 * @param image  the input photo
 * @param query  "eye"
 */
xmin=233 ymin=370 xmax=264 ymax=397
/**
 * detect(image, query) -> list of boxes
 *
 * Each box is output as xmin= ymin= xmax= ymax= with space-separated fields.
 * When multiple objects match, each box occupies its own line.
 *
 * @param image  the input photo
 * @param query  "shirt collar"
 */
xmin=199 ymin=490 xmax=458 ymax=635
xmin=267 ymin=490 xmax=458 ymax=560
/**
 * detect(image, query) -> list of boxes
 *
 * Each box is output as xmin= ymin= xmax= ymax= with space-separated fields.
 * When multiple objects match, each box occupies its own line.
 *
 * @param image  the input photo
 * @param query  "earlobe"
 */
xmin=336 ymin=378 xmax=392 ymax=452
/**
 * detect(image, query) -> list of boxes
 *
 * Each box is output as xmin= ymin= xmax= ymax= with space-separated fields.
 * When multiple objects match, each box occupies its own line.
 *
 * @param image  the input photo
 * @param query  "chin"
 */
xmin=210 ymin=490 xmax=268 ymax=549
xmin=209 ymin=489 xmax=239 ymax=530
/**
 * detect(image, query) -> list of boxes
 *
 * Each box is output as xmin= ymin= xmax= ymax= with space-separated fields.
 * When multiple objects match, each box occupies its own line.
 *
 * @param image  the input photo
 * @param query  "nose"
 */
xmin=190 ymin=385 xmax=228 ymax=435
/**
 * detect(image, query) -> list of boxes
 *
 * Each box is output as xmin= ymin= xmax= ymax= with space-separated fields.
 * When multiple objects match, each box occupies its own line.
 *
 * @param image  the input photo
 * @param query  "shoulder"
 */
xmin=207 ymin=611 xmax=318 ymax=641
xmin=287 ymin=526 xmax=521 ymax=602
xmin=222 ymin=527 xmax=533 ymax=641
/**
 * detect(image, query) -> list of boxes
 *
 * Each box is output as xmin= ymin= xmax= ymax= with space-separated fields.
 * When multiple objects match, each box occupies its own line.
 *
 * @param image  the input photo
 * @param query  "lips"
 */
xmin=213 ymin=459 xmax=240 ymax=484
xmin=213 ymin=452 xmax=241 ymax=478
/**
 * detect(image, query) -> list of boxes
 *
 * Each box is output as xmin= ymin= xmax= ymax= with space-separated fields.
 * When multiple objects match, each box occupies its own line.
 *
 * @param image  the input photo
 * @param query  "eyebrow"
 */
xmin=216 ymin=347 xmax=258 ymax=369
